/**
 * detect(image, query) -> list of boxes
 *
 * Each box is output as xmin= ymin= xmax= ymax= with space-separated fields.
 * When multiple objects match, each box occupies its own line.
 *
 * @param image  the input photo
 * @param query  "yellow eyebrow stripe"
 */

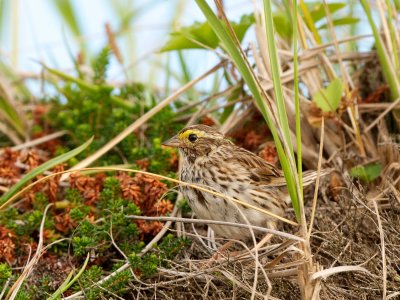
xmin=178 ymin=129 xmax=205 ymax=140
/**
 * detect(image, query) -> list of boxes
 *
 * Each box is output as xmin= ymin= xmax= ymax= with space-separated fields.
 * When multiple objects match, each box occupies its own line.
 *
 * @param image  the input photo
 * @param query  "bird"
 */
xmin=162 ymin=124 xmax=324 ymax=241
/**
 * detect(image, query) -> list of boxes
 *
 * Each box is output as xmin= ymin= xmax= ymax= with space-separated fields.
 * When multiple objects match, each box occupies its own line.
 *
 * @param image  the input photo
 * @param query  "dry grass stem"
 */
xmin=6 ymin=204 xmax=53 ymax=300
xmin=372 ymin=199 xmax=387 ymax=300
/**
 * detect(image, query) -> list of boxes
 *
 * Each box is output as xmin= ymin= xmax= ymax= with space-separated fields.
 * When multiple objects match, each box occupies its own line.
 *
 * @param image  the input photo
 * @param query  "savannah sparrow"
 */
xmin=163 ymin=125 xmax=319 ymax=240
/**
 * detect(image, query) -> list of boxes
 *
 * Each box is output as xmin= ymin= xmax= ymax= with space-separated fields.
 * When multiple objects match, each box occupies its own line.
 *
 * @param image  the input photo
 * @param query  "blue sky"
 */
xmin=2 ymin=1 xmax=253 ymax=87
xmin=1 ymin=0 xmax=374 ymax=92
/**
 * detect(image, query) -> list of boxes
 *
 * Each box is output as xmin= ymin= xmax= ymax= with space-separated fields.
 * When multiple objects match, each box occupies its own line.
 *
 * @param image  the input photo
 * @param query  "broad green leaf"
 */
xmin=350 ymin=163 xmax=382 ymax=182
xmin=313 ymin=78 xmax=343 ymax=112
xmin=230 ymin=14 xmax=255 ymax=42
xmin=0 ymin=137 xmax=93 ymax=207
xmin=159 ymin=22 xmax=218 ymax=52
xmin=318 ymin=17 xmax=359 ymax=29
xmin=273 ymin=13 xmax=292 ymax=40
xmin=160 ymin=14 xmax=254 ymax=52
xmin=306 ymin=2 xmax=347 ymax=22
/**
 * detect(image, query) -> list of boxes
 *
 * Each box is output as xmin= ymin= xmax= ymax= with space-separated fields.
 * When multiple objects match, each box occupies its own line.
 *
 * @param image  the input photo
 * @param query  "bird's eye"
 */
xmin=188 ymin=134 xmax=198 ymax=142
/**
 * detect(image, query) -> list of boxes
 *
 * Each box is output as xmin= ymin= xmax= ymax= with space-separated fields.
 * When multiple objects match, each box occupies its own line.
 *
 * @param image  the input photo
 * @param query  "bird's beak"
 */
xmin=162 ymin=135 xmax=180 ymax=148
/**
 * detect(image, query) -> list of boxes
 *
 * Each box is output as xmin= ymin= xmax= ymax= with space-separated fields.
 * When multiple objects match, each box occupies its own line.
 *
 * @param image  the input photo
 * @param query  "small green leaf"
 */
xmin=273 ymin=13 xmax=292 ymax=40
xmin=313 ymin=78 xmax=343 ymax=112
xmin=318 ymin=17 xmax=359 ymax=29
xmin=306 ymin=2 xmax=347 ymax=22
xmin=0 ymin=137 xmax=93 ymax=207
xmin=350 ymin=163 xmax=382 ymax=182
xmin=160 ymin=14 xmax=254 ymax=52
xmin=160 ymin=22 xmax=219 ymax=52
xmin=230 ymin=14 xmax=255 ymax=42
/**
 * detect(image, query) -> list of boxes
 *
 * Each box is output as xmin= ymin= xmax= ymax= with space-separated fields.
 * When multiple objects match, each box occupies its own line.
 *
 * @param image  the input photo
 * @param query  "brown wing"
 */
xmin=229 ymin=146 xmax=285 ymax=185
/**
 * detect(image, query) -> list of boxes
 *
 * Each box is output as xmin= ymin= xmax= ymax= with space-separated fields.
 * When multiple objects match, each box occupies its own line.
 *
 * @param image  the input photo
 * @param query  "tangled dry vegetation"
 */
xmin=1 ymin=1 xmax=400 ymax=299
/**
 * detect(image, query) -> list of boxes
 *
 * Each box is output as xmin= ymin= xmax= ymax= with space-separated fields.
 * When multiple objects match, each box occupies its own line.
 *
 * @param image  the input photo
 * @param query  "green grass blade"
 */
xmin=0 ymin=137 xmax=93 ymax=207
xmin=47 ymin=253 xmax=90 ymax=300
xmin=299 ymin=0 xmax=321 ymax=44
xmin=263 ymin=0 xmax=294 ymax=156
xmin=385 ymin=0 xmax=399 ymax=70
xmin=293 ymin=0 xmax=303 ymax=202
xmin=263 ymin=0 xmax=300 ymax=219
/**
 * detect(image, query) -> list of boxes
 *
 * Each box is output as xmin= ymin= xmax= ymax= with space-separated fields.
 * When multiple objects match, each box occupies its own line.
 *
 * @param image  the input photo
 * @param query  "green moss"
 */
xmin=0 ymin=263 xmax=11 ymax=286
xmin=70 ymin=206 xmax=90 ymax=221
xmin=33 ymin=193 xmax=48 ymax=210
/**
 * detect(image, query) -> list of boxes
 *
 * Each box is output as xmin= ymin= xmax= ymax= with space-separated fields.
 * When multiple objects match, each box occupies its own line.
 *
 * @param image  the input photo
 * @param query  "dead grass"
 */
xmin=113 ymin=173 xmax=399 ymax=300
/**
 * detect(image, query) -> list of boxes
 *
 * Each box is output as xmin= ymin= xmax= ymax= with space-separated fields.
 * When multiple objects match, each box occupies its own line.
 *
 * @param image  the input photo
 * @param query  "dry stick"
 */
xmin=372 ymin=200 xmax=387 ymax=300
xmin=6 ymin=130 xmax=68 ymax=152
xmin=0 ymin=122 xmax=21 ymax=145
xmin=388 ymin=292 xmax=400 ymax=300
xmin=364 ymin=98 xmax=400 ymax=133
xmin=126 ymin=216 xmax=303 ymax=242
xmin=311 ymin=266 xmax=372 ymax=281
xmin=62 ymin=204 xmax=180 ymax=300
xmin=6 ymin=204 xmax=53 ymax=300
xmin=60 ymin=61 xmax=226 ymax=181
xmin=174 ymin=96 xmax=252 ymax=122
xmin=175 ymin=85 xmax=236 ymax=114
xmin=307 ymin=117 xmax=325 ymax=239
xmin=0 ymin=279 xmax=10 ymax=299
xmin=360 ymin=101 xmax=400 ymax=112
xmin=388 ymin=182 xmax=400 ymax=206
xmin=299 ymin=34 xmax=372 ymax=56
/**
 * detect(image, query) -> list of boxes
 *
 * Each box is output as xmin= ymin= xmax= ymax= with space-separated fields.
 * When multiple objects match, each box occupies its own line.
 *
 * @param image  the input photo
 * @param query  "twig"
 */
xmin=311 ymin=265 xmax=372 ymax=281
xmin=126 ymin=215 xmax=304 ymax=242
xmin=6 ymin=204 xmax=53 ymax=300
xmin=372 ymin=200 xmax=387 ymax=300
xmin=4 ymin=131 xmax=67 ymax=153
xmin=364 ymin=98 xmax=400 ymax=133
xmin=307 ymin=117 xmax=325 ymax=238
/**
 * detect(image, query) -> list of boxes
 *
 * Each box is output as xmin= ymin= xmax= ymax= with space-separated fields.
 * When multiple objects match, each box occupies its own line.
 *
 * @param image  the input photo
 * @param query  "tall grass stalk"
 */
xmin=262 ymin=0 xmax=302 ymax=220
xmin=292 ymin=1 xmax=303 ymax=211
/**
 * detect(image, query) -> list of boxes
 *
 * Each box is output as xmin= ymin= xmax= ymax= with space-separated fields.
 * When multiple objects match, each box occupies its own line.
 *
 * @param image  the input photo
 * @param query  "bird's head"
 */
xmin=162 ymin=125 xmax=229 ymax=157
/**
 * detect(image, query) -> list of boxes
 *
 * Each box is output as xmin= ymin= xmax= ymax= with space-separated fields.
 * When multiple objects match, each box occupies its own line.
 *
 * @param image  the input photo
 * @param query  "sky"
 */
xmin=1 ymin=1 xmax=254 ymax=87
xmin=1 ymin=0 xmax=375 ymax=93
